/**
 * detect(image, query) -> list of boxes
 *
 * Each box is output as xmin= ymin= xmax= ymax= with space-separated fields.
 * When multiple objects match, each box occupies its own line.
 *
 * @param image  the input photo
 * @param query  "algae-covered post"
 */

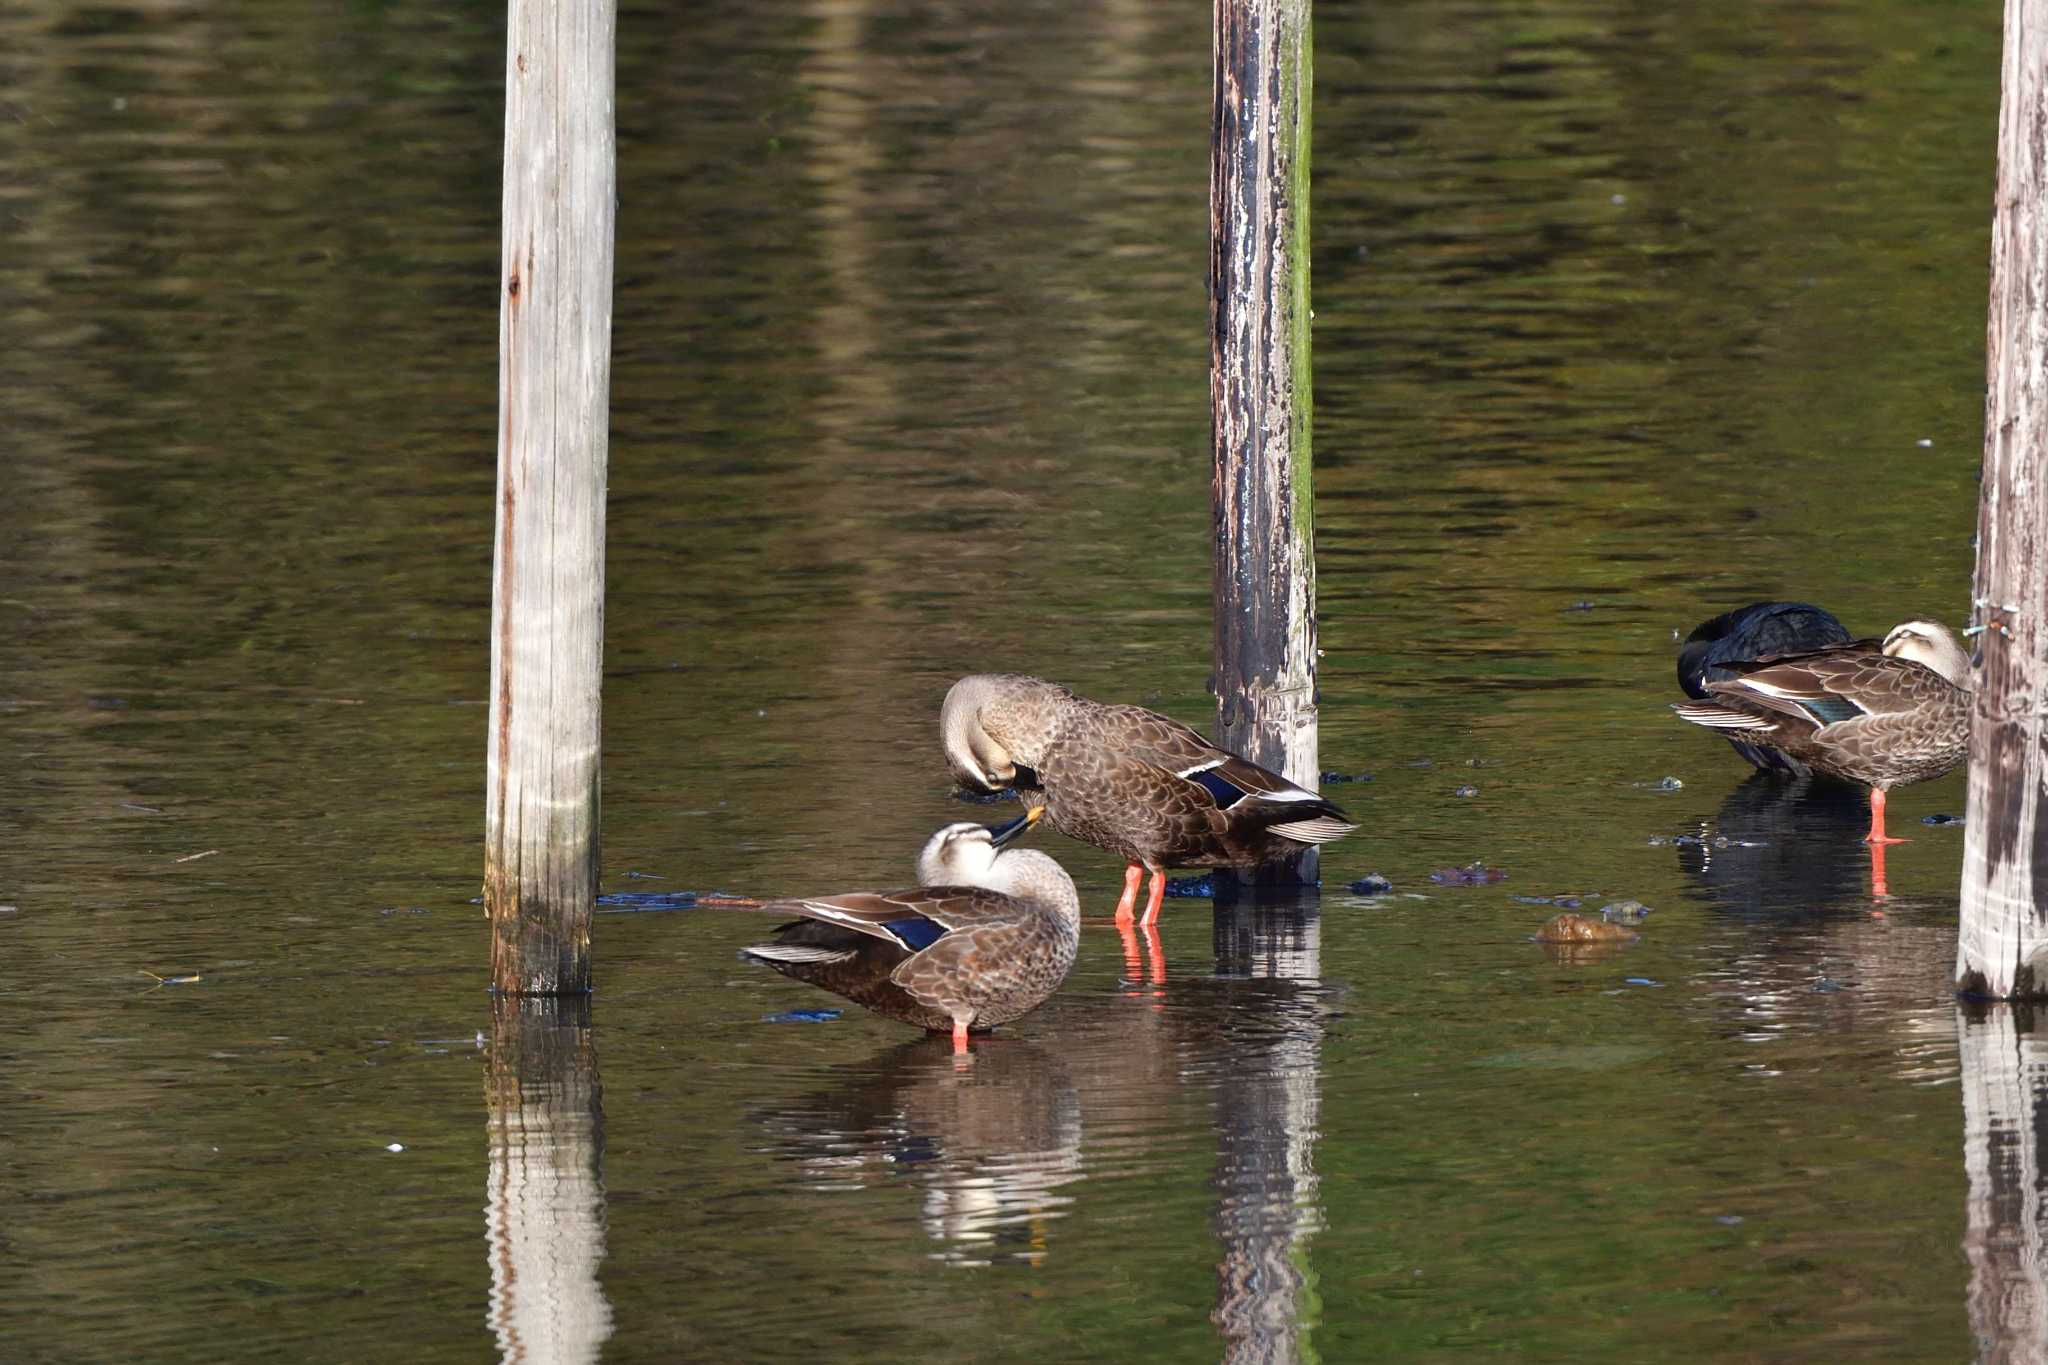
xmin=1960 ymin=0 xmax=2048 ymax=1000
xmin=485 ymin=0 xmax=616 ymax=995
xmin=1210 ymin=0 xmax=1319 ymax=890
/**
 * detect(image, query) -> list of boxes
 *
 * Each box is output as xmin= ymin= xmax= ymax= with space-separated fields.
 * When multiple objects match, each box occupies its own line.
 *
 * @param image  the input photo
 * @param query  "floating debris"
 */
xmin=595 ymin=890 xmax=766 ymax=913
xmin=763 ymin=1008 xmax=842 ymax=1024
xmin=1923 ymin=813 xmax=1964 ymax=826
xmin=1453 ymin=785 xmax=1480 ymax=798
xmin=174 ymin=849 xmax=222 ymax=864
xmin=386 ymin=1143 xmax=405 ymax=1153
xmin=1320 ymin=771 xmax=1374 ymax=784
xmin=1348 ymin=874 xmax=1393 ymax=895
xmin=1623 ymin=977 xmax=1663 ymax=988
xmin=1532 ymin=913 xmax=1637 ymax=945
xmin=1635 ymin=776 xmax=1684 ymax=792
xmin=1512 ymin=895 xmax=1553 ymax=906
xmin=1164 ymin=874 xmax=1215 ymax=898
xmin=138 ymin=970 xmax=202 ymax=986
xmin=1715 ymin=1215 xmax=1745 ymax=1227
xmin=1566 ymin=600 xmax=1597 ymax=612
xmin=1430 ymin=862 xmax=1507 ymax=886
xmin=1600 ymin=900 xmax=1652 ymax=925
xmin=377 ymin=906 xmax=429 ymax=917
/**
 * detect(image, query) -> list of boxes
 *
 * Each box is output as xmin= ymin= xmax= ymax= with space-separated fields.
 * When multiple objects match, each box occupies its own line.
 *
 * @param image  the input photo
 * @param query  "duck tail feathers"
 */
xmin=1670 ymin=701 xmax=1773 ymax=732
xmin=740 ymin=943 xmax=858 ymax=966
xmin=1266 ymin=814 xmax=1359 ymax=845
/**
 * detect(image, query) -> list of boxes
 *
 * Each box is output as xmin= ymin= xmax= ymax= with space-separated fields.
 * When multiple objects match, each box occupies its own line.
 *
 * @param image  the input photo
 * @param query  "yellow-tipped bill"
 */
xmin=989 ymin=803 xmax=1046 ymax=849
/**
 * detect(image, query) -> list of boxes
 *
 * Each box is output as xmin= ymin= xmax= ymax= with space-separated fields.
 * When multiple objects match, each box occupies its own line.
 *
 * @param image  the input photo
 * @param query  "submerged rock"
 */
xmin=1430 ymin=862 xmax=1507 ymax=886
xmin=1533 ymin=913 xmax=1638 ymax=945
xmin=1600 ymin=900 xmax=1652 ymax=925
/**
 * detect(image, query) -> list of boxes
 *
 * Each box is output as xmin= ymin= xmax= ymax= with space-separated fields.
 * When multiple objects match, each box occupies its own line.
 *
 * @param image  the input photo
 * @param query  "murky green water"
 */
xmin=0 ymin=0 xmax=2019 ymax=1359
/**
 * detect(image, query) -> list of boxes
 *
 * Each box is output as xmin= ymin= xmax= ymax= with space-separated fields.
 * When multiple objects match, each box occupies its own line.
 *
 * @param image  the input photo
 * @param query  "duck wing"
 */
xmin=746 ymin=887 xmax=1008 ymax=965
xmin=1718 ymin=646 xmax=1950 ymax=721
xmin=1108 ymin=707 xmax=1355 ymax=842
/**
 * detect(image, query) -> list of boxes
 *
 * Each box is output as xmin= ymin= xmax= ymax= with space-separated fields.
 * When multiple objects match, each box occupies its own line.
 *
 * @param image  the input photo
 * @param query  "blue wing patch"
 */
xmin=1796 ymin=696 xmax=1865 ymax=726
xmin=1190 ymin=768 xmax=1250 ymax=809
xmin=883 ymin=917 xmax=949 ymax=952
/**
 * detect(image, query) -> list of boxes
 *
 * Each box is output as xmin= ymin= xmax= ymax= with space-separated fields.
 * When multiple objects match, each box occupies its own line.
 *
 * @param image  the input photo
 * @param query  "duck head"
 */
xmin=1882 ymin=620 xmax=1971 ymax=686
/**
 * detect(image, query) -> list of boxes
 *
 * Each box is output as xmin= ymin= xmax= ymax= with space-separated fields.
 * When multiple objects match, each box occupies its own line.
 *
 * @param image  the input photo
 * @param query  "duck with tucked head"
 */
xmin=742 ymin=807 xmax=1076 ymax=1052
xmin=1671 ymin=620 xmax=1972 ymax=845
xmin=1677 ymin=601 xmax=1852 ymax=777
xmin=941 ymin=674 xmax=1356 ymax=925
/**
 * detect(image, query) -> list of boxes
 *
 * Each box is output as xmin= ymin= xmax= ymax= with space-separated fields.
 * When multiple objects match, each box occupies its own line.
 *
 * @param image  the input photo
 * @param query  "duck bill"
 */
xmin=989 ymin=804 xmax=1047 ymax=849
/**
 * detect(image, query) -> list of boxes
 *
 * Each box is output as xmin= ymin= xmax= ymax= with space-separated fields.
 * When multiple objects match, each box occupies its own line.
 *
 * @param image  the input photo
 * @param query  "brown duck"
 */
xmin=1670 ymin=620 xmax=1971 ymax=845
xmin=742 ymin=807 xmax=1076 ymax=1052
xmin=941 ymin=675 xmax=1356 ymax=925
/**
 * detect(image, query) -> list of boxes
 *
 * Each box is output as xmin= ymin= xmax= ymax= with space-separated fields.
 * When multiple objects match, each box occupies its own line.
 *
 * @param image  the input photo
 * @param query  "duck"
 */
xmin=941 ymin=675 xmax=1356 ymax=925
xmin=1677 ymin=601 xmax=1852 ymax=777
xmin=741 ymin=806 xmax=1076 ymax=1051
xmin=1670 ymin=620 xmax=1972 ymax=845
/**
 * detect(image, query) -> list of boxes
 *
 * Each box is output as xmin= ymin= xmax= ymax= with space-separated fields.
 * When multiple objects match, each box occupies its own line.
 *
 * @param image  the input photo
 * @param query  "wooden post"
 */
xmin=486 ymin=0 xmax=616 ymax=995
xmin=1211 ymin=0 xmax=1319 ymax=890
xmin=1961 ymin=0 xmax=2048 ymax=1000
xmin=486 ymin=996 xmax=613 ymax=1360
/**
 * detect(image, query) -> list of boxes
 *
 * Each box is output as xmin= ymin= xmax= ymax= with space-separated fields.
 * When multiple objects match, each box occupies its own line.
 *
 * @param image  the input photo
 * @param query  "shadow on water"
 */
xmin=485 ymin=997 xmax=613 ymax=1364
xmin=753 ymin=1037 xmax=1085 ymax=1266
xmin=1958 ymin=1002 xmax=2048 ymax=1365
xmin=1673 ymin=774 xmax=1877 ymax=916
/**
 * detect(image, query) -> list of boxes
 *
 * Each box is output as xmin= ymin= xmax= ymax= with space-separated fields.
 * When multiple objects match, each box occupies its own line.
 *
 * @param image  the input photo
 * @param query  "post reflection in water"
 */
xmin=754 ymin=1038 xmax=1084 ymax=1266
xmin=1959 ymin=1002 xmax=2048 ymax=1365
xmin=485 ymin=996 xmax=614 ymax=1365
xmin=1208 ymin=888 xmax=1327 ymax=1365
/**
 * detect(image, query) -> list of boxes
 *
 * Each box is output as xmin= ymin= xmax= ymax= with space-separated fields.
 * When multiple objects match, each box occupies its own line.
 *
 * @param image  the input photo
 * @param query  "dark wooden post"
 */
xmin=1960 ymin=0 xmax=2048 ymax=1000
xmin=1211 ymin=0 xmax=1319 ymax=889
xmin=486 ymin=0 xmax=616 ymax=995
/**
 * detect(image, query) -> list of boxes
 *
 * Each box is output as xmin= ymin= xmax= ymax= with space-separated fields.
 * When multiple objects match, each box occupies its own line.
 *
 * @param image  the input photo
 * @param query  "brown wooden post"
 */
xmin=1960 ymin=0 xmax=2048 ymax=1000
xmin=1211 ymin=0 xmax=1319 ymax=890
xmin=486 ymin=0 xmax=616 ymax=995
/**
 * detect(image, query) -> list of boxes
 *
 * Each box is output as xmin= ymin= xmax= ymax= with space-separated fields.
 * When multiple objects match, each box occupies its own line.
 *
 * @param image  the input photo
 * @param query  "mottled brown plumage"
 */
xmin=1670 ymin=620 xmax=1971 ymax=844
xmin=941 ymin=674 xmax=1356 ymax=924
xmin=742 ymin=809 xmax=1078 ymax=1050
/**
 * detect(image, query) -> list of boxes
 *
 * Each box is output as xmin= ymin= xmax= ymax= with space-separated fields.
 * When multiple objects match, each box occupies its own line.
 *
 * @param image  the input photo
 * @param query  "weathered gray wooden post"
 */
xmin=486 ymin=0 xmax=616 ymax=995
xmin=1960 ymin=0 xmax=2048 ymax=999
xmin=1211 ymin=0 xmax=1319 ymax=890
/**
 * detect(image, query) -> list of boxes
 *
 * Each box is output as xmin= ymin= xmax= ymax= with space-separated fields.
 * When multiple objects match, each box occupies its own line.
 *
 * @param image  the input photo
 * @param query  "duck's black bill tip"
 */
xmin=988 ymin=804 xmax=1047 ymax=848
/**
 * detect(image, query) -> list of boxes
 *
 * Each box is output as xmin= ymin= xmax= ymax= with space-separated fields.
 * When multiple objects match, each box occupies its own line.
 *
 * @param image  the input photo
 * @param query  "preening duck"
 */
xmin=941 ymin=674 xmax=1356 ymax=925
xmin=742 ymin=807 xmax=1077 ymax=1051
xmin=1677 ymin=601 xmax=1852 ymax=777
xmin=1671 ymin=620 xmax=1971 ymax=844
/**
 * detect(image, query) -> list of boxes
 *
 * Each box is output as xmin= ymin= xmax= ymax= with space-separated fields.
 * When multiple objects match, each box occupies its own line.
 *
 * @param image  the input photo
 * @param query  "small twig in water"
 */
xmin=173 ymin=849 xmax=221 ymax=864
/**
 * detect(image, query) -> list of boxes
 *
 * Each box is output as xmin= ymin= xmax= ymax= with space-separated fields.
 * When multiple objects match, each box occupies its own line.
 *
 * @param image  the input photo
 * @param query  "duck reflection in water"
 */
xmin=752 ymin=1038 xmax=1083 ymax=1267
xmin=1674 ymin=773 xmax=1884 ymax=909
